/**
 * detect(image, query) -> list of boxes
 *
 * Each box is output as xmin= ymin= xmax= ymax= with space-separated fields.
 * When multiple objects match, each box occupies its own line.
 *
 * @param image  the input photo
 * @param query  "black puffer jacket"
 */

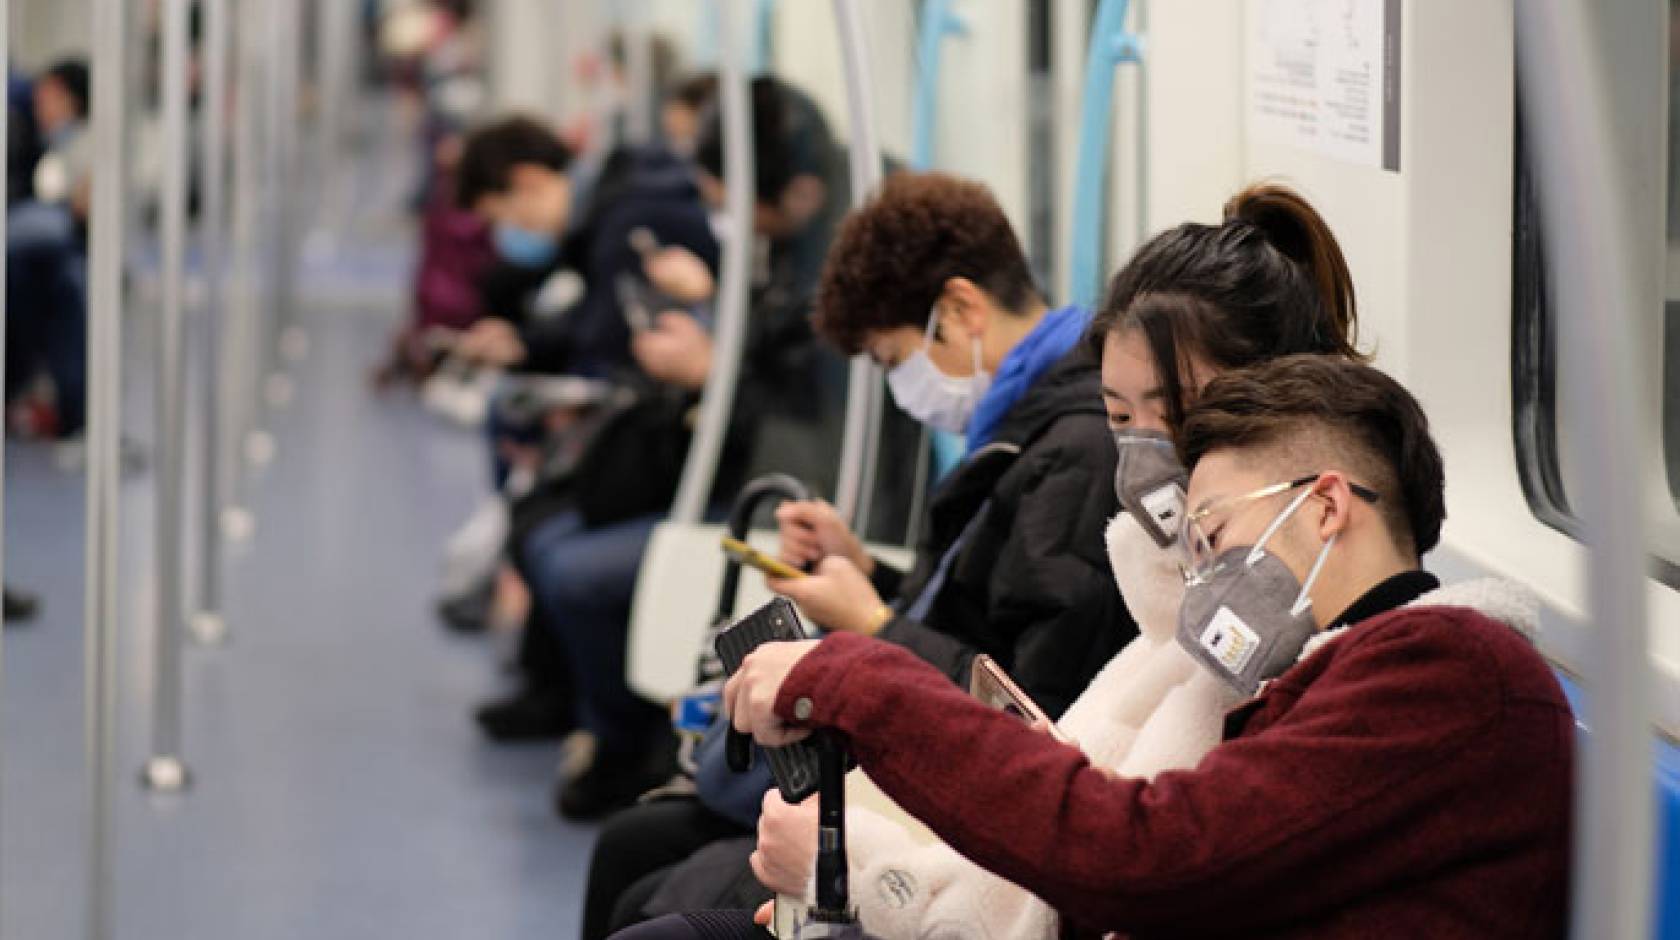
xmin=479 ymin=144 xmax=720 ymax=379
xmin=869 ymin=345 xmax=1135 ymax=719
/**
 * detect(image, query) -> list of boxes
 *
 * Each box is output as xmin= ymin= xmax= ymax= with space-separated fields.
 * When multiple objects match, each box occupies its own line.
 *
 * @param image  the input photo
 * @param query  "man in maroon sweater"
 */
xmin=724 ymin=356 xmax=1573 ymax=939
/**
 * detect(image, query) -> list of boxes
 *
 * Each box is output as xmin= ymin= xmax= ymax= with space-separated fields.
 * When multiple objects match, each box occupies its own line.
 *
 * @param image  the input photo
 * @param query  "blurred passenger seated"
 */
xmin=580 ymin=171 xmax=1134 ymax=934
xmin=749 ymin=184 xmax=1375 ymax=939
xmin=428 ymin=111 xmax=720 ymax=634
xmin=493 ymin=75 xmax=860 ymax=823
xmin=7 ymin=59 xmax=90 ymax=447
xmin=373 ymin=0 xmax=495 ymax=387
xmin=716 ymin=355 xmax=1572 ymax=940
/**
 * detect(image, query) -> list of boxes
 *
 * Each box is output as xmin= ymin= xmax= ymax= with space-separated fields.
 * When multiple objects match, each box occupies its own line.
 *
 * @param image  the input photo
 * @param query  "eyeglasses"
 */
xmin=1180 ymin=474 xmax=1381 ymax=584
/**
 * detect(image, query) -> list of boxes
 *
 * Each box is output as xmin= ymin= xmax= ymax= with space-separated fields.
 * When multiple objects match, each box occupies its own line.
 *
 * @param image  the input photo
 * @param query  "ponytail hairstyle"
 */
xmin=1085 ymin=182 xmax=1364 ymax=429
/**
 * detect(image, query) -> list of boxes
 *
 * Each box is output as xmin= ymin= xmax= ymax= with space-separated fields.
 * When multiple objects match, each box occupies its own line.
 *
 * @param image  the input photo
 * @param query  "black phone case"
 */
xmin=714 ymin=598 xmax=823 ymax=803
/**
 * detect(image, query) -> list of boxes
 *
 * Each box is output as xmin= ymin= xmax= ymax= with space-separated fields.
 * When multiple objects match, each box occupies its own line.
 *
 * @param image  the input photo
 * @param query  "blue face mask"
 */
xmin=494 ymin=223 xmax=559 ymax=268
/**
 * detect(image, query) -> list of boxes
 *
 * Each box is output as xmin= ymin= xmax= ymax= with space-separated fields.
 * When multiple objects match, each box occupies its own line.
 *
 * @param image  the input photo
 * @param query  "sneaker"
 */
xmin=553 ymin=728 xmax=679 ymax=821
xmin=437 ymin=579 xmax=494 ymax=634
xmin=474 ymin=687 xmax=575 ymax=743
xmin=3 ymin=587 xmax=39 ymax=624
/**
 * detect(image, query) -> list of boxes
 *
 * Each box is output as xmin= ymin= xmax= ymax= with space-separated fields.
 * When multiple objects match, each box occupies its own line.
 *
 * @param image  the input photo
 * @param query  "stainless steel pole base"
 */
xmin=245 ymin=429 xmax=276 ymax=467
xmin=280 ymin=326 xmax=309 ymax=364
xmin=221 ymin=506 xmax=256 ymax=543
xmin=139 ymin=755 xmax=191 ymax=792
xmin=263 ymin=373 xmax=295 ymax=409
xmin=188 ymin=611 xmax=227 ymax=646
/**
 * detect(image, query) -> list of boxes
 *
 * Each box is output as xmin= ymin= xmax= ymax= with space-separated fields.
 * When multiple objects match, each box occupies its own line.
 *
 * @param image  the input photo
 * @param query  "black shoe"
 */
xmin=4 ymin=587 xmax=39 ymax=624
xmin=474 ymin=688 xmax=575 ymax=743
xmin=437 ymin=580 xmax=494 ymax=635
xmin=554 ymin=729 xmax=679 ymax=821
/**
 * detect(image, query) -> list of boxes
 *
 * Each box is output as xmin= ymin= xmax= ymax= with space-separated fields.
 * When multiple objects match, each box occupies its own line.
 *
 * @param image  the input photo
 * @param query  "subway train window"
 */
xmin=1517 ymin=0 xmax=1680 ymax=564
xmin=1668 ymin=0 xmax=1680 ymax=511
xmin=2 ymin=1 xmax=1676 ymax=937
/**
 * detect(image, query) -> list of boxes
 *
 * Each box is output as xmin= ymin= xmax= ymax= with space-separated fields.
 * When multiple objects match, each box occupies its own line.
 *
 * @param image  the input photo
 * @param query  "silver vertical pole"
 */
xmin=269 ymin=0 xmax=305 ymax=377
xmin=140 ymin=0 xmax=194 ymax=795
xmin=85 ymin=0 xmax=128 ymax=933
xmin=623 ymin=0 xmax=655 ymax=145
xmin=0 ymin=0 xmax=10 ymax=902
xmin=831 ymin=0 xmax=885 ymax=530
xmin=192 ymin=0 xmax=231 ymax=644
xmin=225 ymin=0 xmax=265 ymax=529
xmin=1516 ymin=1 xmax=1655 ymax=938
xmin=669 ymin=0 xmax=753 ymax=525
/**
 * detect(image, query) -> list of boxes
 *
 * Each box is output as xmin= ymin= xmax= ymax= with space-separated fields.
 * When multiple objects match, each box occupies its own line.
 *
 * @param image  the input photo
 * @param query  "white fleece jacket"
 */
xmin=804 ymin=515 xmax=1541 ymax=940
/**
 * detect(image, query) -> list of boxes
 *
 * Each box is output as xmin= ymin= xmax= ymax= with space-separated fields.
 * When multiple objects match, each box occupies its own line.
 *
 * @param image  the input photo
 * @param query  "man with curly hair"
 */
xmin=770 ymin=170 xmax=1134 ymax=715
xmin=579 ymin=171 xmax=1137 ymax=936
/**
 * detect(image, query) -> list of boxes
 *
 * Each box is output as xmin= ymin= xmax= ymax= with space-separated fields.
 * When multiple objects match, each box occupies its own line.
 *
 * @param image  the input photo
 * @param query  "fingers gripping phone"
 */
xmin=969 ymin=655 xmax=1071 ymax=744
xmin=721 ymin=537 xmax=806 ymax=580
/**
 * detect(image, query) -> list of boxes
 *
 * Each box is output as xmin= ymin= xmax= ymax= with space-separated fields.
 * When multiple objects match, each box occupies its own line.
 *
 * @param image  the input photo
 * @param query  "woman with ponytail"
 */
xmin=739 ymin=183 xmax=1377 ymax=940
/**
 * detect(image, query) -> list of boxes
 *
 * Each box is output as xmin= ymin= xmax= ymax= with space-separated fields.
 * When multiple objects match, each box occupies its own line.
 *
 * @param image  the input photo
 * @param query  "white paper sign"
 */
xmin=1248 ymin=0 xmax=1402 ymax=171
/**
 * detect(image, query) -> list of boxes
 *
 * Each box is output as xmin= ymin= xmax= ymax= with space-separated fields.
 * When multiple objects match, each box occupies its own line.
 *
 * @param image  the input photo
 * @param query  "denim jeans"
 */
xmin=519 ymin=509 xmax=666 ymax=754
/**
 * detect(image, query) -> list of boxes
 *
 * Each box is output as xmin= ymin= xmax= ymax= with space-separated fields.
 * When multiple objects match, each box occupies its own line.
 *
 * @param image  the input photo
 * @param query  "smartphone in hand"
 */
xmin=969 ymin=655 xmax=1071 ymax=743
xmin=721 ymin=537 xmax=806 ymax=580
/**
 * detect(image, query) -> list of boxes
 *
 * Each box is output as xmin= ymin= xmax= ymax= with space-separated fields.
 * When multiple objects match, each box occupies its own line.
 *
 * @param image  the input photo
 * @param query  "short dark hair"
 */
xmin=812 ymin=172 xmax=1040 ymax=355
xmin=42 ymin=59 xmax=90 ymax=119
xmin=1178 ymin=355 xmax=1446 ymax=558
xmin=695 ymin=76 xmax=839 ymax=207
xmin=1086 ymin=183 xmax=1364 ymax=430
xmin=668 ymin=72 xmax=718 ymax=113
xmin=455 ymin=116 xmax=574 ymax=209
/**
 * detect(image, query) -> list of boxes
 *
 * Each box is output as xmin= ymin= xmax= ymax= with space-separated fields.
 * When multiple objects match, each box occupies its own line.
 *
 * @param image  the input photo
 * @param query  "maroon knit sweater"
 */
xmin=775 ymin=606 xmax=1573 ymax=938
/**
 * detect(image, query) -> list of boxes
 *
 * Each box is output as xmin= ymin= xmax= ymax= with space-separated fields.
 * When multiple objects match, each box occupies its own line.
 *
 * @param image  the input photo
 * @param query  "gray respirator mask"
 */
xmin=1112 ymin=429 xmax=1189 ymax=549
xmin=1176 ymin=486 xmax=1336 ymax=698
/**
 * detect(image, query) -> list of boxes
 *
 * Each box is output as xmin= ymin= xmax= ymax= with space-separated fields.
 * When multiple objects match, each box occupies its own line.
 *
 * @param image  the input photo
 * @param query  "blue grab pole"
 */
xmin=910 ymin=0 xmax=968 ymax=170
xmin=1066 ymin=0 xmax=1143 ymax=310
xmin=911 ymin=0 xmax=972 ymax=477
xmin=752 ymin=0 xmax=775 ymax=74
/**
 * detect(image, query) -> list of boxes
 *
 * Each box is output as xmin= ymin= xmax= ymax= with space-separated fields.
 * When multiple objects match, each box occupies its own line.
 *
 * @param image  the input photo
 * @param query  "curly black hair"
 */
xmin=812 ymin=172 xmax=1039 ymax=354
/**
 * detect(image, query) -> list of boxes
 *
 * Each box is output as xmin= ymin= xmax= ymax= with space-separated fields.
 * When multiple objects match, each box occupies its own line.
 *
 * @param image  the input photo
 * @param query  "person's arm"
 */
xmin=768 ymin=614 xmax=1514 ymax=934
xmin=867 ymin=558 xmax=905 ymax=600
xmin=983 ymin=435 xmax=1131 ymax=717
xmin=882 ymin=433 xmax=1128 ymax=715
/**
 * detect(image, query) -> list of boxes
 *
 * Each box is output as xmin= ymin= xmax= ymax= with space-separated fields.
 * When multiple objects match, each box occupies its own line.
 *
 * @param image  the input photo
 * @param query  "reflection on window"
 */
xmin=1511 ymin=94 xmax=1574 ymax=536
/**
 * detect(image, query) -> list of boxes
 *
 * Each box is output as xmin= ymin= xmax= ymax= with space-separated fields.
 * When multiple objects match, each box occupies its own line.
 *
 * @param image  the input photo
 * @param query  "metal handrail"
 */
xmin=831 ymin=0 xmax=887 ymax=530
xmin=670 ymin=0 xmax=755 ymax=525
xmin=1066 ymin=0 xmax=1142 ymax=311
xmin=1514 ymin=1 xmax=1656 ymax=936
xmin=911 ymin=0 xmax=968 ymax=171
xmin=622 ymin=0 xmax=655 ymax=145
xmin=86 ymin=0 xmax=129 ymax=932
xmin=142 ymin=0 xmax=194 ymax=795
xmin=192 ymin=0 xmax=231 ymax=646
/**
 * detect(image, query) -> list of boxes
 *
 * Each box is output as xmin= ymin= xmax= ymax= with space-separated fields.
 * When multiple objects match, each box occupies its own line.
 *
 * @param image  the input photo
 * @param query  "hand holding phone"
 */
xmin=722 ymin=537 xmax=806 ymax=580
xmin=969 ymin=655 xmax=1071 ymax=744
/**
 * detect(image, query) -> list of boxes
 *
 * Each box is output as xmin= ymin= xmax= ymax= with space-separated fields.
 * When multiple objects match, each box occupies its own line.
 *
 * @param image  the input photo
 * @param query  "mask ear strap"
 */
xmin=1246 ymin=485 xmax=1316 ymax=566
xmin=924 ymin=304 xmax=942 ymax=343
xmin=1290 ymin=533 xmax=1336 ymax=617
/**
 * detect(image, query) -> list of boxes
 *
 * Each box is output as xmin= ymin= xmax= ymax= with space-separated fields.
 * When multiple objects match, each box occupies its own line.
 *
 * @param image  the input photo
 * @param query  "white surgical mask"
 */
xmin=885 ymin=306 xmax=992 ymax=435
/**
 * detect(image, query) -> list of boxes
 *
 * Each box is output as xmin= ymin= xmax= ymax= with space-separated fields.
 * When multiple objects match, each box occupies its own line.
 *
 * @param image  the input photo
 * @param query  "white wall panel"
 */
xmin=934 ymin=0 xmax=1030 ymax=241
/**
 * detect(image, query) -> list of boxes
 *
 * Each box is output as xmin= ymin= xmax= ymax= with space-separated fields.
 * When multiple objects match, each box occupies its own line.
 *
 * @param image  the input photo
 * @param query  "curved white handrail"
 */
xmin=670 ymin=0 xmax=756 ymax=524
xmin=831 ymin=0 xmax=887 ymax=528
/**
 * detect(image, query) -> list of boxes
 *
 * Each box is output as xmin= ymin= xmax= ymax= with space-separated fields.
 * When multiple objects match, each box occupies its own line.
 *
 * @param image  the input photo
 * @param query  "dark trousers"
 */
xmin=606 ymin=912 xmax=768 ymax=940
xmin=6 ymin=201 xmax=85 ymax=435
xmin=516 ymin=508 xmax=666 ymax=755
xmin=583 ymin=797 xmax=754 ymax=940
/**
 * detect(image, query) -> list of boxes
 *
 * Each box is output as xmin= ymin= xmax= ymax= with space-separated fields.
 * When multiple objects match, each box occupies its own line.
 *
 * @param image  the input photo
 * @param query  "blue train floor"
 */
xmin=1 ymin=167 xmax=597 ymax=940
